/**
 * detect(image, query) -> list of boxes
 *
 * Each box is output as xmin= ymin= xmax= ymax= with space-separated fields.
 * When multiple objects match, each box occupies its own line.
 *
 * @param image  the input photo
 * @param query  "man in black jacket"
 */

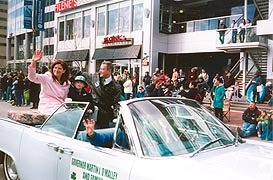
xmin=92 ymin=61 xmax=121 ymax=128
xmin=237 ymin=101 xmax=260 ymax=137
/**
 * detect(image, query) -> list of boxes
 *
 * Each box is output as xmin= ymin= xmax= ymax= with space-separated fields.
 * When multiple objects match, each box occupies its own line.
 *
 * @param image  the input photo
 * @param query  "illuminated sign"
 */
xmin=55 ymin=0 xmax=77 ymax=13
xmin=55 ymin=0 xmax=96 ymax=13
xmin=102 ymin=35 xmax=133 ymax=47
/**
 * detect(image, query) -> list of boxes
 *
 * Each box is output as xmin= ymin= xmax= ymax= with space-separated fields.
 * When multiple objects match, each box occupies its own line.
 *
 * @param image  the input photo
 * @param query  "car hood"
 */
xmin=131 ymin=140 xmax=273 ymax=180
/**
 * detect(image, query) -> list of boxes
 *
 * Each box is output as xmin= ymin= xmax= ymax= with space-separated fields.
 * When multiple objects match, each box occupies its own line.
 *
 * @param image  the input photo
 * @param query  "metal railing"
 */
xmin=216 ymin=25 xmax=267 ymax=45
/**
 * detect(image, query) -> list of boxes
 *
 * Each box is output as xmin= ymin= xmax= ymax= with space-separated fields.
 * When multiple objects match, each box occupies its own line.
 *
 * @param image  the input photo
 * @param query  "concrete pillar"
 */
xmin=6 ymin=37 xmax=11 ymax=71
xmin=14 ymin=36 xmax=19 ymax=71
xmin=244 ymin=0 xmax=248 ymax=20
xmin=242 ymin=52 xmax=248 ymax=96
xmin=24 ymin=32 xmax=30 ymax=71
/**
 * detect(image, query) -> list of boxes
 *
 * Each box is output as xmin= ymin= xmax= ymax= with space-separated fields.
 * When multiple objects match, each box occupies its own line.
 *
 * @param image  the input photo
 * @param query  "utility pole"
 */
xmin=32 ymin=0 xmax=37 ymax=53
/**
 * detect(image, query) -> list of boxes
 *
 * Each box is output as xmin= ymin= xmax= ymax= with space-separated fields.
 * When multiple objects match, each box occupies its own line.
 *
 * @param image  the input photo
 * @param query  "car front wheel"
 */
xmin=3 ymin=154 xmax=19 ymax=180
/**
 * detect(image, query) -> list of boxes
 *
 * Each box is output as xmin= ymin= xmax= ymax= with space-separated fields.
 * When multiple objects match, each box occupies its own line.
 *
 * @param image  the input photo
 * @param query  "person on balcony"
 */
xmin=230 ymin=20 xmax=238 ymax=43
xmin=218 ymin=20 xmax=227 ymax=44
xmin=245 ymin=19 xmax=252 ymax=42
xmin=239 ymin=19 xmax=246 ymax=43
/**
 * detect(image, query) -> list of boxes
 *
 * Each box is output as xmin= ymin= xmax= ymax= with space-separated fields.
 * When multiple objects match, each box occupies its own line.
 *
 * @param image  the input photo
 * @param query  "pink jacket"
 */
xmin=28 ymin=66 xmax=70 ymax=115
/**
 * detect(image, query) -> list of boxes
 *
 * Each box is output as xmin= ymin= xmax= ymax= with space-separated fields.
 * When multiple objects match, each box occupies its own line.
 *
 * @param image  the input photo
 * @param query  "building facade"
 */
xmin=6 ymin=0 xmax=273 ymax=94
xmin=53 ymin=0 xmax=273 ymax=93
xmin=0 ymin=0 xmax=8 ymax=71
xmin=6 ymin=0 xmax=56 ymax=72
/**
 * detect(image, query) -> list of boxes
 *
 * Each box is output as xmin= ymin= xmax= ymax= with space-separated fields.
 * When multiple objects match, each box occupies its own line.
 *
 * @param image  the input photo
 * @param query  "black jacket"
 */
xmin=242 ymin=107 xmax=260 ymax=124
xmin=92 ymin=75 xmax=121 ymax=114
xmin=68 ymin=86 xmax=94 ymax=112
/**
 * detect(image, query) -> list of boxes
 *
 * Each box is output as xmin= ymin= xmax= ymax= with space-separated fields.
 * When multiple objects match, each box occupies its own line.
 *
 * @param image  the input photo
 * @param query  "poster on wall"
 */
xmin=23 ymin=0 xmax=33 ymax=29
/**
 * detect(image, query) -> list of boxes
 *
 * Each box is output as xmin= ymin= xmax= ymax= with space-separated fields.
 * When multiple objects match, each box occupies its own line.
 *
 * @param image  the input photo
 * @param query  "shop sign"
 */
xmin=55 ymin=0 xmax=96 ymax=13
xmin=55 ymin=0 xmax=77 ymax=13
xmin=102 ymin=35 xmax=133 ymax=47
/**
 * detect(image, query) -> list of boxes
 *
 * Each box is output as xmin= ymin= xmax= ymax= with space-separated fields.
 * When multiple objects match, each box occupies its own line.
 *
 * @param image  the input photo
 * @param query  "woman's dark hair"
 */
xmin=50 ymin=59 xmax=70 ymax=85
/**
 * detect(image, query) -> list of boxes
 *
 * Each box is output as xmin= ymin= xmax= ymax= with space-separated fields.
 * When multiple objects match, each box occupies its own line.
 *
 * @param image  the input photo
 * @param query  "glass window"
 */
xmin=59 ymin=19 xmax=64 ymax=41
xmin=44 ymin=28 xmax=54 ymax=38
xmin=108 ymin=3 xmax=119 ymax=34
xmin=66 ymin=13 xmax=82 ymax=40
xmin=44 ymin=45 xmax=54 ymax=55
xmin=97 ymin=6 xmax=105 ymax=36
xmin=119 ymin=1 xmax=130 ymax=33
xmin=83 ymin=10 xmax=91 ymax=38
xmin=133 ymin=1 xmax=143 ymax=31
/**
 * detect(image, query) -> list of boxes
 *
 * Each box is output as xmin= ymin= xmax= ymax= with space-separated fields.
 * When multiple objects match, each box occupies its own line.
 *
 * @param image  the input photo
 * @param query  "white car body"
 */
xmin=0 ymin=97 xmax=273 ymax=180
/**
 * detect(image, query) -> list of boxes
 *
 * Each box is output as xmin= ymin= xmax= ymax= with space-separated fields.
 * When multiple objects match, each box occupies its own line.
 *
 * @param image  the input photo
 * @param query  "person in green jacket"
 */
xmin=213 ymin=77 xmax=225 ymax=121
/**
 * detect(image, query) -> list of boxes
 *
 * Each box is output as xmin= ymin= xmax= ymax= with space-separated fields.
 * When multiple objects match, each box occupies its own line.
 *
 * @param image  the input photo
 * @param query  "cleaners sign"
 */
xmin=70 ymin=157 xmax=119 ymax=180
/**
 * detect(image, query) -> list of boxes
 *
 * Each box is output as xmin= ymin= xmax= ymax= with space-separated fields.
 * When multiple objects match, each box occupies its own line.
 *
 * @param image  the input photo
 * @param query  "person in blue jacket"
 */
xmin=77 ymin=118 xmax=129 ymax=149
xmin=212 ymin=77 xmax=225 ymax=121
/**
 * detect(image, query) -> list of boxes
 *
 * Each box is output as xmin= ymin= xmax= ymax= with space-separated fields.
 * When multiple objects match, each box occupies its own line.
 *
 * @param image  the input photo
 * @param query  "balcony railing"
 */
xmin=216 ymin=26 xmax=267 ymax=51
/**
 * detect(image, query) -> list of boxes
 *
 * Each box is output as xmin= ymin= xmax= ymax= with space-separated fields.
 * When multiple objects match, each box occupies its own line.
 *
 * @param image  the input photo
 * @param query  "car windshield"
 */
xmin=41 ymin=102 xmax=88 ymax=137
xmin=128 ymin=99 xmax=234 ymax=157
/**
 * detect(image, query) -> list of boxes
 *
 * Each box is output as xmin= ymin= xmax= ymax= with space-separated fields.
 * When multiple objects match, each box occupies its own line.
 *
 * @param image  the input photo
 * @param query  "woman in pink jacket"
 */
xmin=28 ymin=50 xmax=70 ymax=115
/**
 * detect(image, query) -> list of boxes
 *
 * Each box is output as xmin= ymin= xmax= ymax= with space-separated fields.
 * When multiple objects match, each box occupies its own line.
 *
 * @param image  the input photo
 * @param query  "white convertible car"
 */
xmin=0 ymin=97 xmax=273 ymax=180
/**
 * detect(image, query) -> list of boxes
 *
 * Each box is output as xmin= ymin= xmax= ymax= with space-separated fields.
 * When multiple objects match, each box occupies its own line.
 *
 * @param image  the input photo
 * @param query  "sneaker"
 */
xmin=257 ymin=132 xmax=261 ymax=138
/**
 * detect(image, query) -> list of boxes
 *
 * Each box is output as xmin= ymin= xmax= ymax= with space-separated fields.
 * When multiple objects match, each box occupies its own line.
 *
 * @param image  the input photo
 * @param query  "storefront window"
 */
xmin=83 ymin=10 xmax=91 ymax=38
xmin=133 ymin=0 xmax=143 ymax=31
xmin=108 ymin=3 xmax=119 ymax=34
xmin=119 ymin=1 xmax=129 ymax=33
xmin=108 ymin=1 xmax=130 ymax=35
xmin=97 ymin=6 xmax=105 ymax=36
xmin=66 ymin=13 xmax=82 ymax=40
xmin=59 ymin=17 xmax=64 ymax=41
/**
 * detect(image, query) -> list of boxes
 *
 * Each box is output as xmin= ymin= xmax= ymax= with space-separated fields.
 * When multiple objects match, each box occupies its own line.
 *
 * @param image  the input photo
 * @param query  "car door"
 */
xmin=57 ymin=138 xmax=137 ymax=180
xmin=19 ymin=128 xmax=66 ymax=180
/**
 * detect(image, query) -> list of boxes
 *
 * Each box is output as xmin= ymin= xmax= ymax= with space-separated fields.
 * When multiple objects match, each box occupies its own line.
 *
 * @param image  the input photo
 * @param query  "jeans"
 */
xmin=242 ymin=122 xmax=256 ymax=137
xmin=219 ymin=31 xmax=225 ymax=44
xmin=232 ymin=30 xmax=237 ymax=43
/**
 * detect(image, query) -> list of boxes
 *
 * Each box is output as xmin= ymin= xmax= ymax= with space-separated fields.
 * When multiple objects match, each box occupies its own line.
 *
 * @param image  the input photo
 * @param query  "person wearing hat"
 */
xmin=68 ymin=75 xmax=95 ymax=114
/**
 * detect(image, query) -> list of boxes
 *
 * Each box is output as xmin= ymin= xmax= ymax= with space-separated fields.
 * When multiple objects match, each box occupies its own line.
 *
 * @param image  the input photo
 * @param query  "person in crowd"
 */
xmin=29 ymin=81 xmax=40 ymax=109
xmin=146 ymin=76 xmax=164 ymax=97
xmin=13 ymin=73 xmax=25 ymax=106
xmin=171 ymin=68 xmax=178 ymax=84
xmin=177 ymin=69 xmax=186 ymax=89
xmin=239 ymin=19 xmax=246 ymax=43
xmin=212 ymin=77 xmax=225 ymax=121
xmin=28 ymin=50 xmax=70 ymax=115
xmin=218 ymin=20 xmax=227 ymax=44
xmin=114 ymin=73 xmax=125 ymax=101
xmin=223 ymin=70 xmax=235 ymax=100
xmin=123 ymin=74 xmax=133 ymax=100
xmin=188 ymin=67 xmax=198 ymax=85
xmin=198 ymin=68 xmax=209 ymax=83
xmin=68 ymin=75 xmax=95 ymax=115
xmin=231 ymin=20 xmax=238 ymax=43
xmin=1 ymin=73 xmax=7 ymax=100
xmin=6 ymin=73 xmax=13 ymax=102
xmin=153 ymin=67 xmax=160 ymax=77
xmin=237 ymin=101 xmax=261 ymax=137
xmin=251 ymin=70 xmax=262 ymax=103
xmin=132 ymin=71 xmax=139 ymax=98
xmin=121 ymin=69 xmax=128 ymax=82
xmin=256 ymin=110 xmax=269 ymax=138
xmin=23 ymin=76 xmax=30 ymax=106
xmin=143 ymin=71 xmax=151 ymax=87
xmin=230 ymin=81 xmax=242 ymax=101
xmin=180 ymin=81 xmax=203 ymax=103
xmin=92 ymin=61 xmax=121 ymax=129
xmin=136 ymin=85 xmax=145 ymax=98
xmin=197 ymin=77 xmax=210 ymax=100
xmin=245 ymin=19 xmax=252 ymax=42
